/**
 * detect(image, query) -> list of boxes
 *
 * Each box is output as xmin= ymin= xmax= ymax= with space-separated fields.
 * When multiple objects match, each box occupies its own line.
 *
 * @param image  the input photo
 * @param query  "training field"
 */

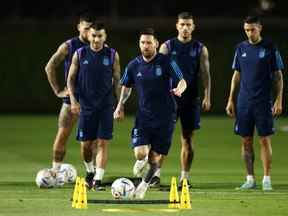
xmin=0 ymin=115 xmax=287 ymax=216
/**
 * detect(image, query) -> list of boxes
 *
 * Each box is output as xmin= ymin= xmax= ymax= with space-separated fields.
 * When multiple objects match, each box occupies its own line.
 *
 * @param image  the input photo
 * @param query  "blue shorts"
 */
xmin=76 ymin=106 xmax=113 ymax=141
xmin=177 ymin=98 xmax=200 ymax=131
xmin=131 ymin=121 xmax=176 ymax=156
xmin=63 ymin=96 xmax=71 ymax=105
xmin=235 ymin=102 xmax=274 ymax=137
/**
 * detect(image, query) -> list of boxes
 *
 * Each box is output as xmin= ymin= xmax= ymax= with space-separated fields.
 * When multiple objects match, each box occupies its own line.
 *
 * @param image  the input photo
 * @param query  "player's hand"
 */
xmin=56 ymin=88 xmax=69 ymax=98
xmin=172 ymin=88 xmax=183 ymax=97
xmin=71 ymin=102 xmax=80 ymax=115
xmin=272 ymin=100 xmax=282 ymax=116
xmin=225 ymin=100 xmax=235 ymax=117
xmin=202 ymin=97 xmax=211 ymax=112
xmin=114 ymin=104 xmax=124 ymax=121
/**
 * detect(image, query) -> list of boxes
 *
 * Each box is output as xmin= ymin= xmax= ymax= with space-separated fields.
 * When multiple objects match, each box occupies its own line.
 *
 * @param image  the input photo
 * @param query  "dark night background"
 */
xmin=0 ymin=0 xmax=287 ymax=114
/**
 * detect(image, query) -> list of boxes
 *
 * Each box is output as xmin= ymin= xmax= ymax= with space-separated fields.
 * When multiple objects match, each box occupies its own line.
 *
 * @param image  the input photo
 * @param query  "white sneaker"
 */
xmin=235 ymin=181 xmax=256 ymax=190
xmin=262 ymin=181 xmax=273 ymax=191
xmin=133 ymin=159 xmax=149 ymax=177
xmin=133 ymin=181 xmax=149 ymax=199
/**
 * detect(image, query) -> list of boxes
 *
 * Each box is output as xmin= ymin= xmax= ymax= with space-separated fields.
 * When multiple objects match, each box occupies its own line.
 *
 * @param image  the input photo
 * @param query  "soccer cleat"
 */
xmin=93 ymin=180 xmax=106 ymax=191
xmin=133 ymin=159 xmax=149 ymax=178
xmin=178 ymin=179 xmax=191 ymax=190
xmin=133 ymin=181 xmax=149 ymax=199
xmin=85 ymin=172 xmax=95 ymax=190
xmin=235 ymin=181 xmax=256 ymax=190
xmin=149 ymin=176 xmax=160 ymax=187
xmin=262 ymin=181 xmax=273 ymax=191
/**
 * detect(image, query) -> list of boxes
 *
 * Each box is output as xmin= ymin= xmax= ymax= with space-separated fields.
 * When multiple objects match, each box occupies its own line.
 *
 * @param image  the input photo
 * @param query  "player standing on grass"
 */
xmin=45 ymin=12 xmax=93 ymax=172
xmin=159 ymin=12 xmax=211 ymax=187
xmin=114 ymin=28 xmax=187 ymax=198
xmin=67 ymin=22 xmax=121 ymax=190
xmin=226 ymin=15 xmax=284 ymax=191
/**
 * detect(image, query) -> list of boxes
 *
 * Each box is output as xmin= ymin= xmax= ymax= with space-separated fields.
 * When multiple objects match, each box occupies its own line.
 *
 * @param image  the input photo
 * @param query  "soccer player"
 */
xmin=159 ymin=12 xmax=211 ymax=187
xmin=67 ymin=22 xmax=121 ymax=190
xmin=226 ymin=15 xmax=284 ymax=191
xmin=45 ymin=12 xmax=93 ymax=172
xmin=114 ymin=28 xmax=187 ymax=198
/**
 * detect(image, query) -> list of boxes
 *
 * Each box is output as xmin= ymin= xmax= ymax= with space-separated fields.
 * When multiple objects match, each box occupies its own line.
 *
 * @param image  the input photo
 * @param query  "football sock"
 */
xmin=84 ymin=161 xmax=94 ymax=173
xmin=262 ymin=175 xmax=271 ymax=182
xmin=154 ymin=168 xmax=161 ymax=177
xmin=52 ymin=162 xmax=62 ymax=171
xmin=94 ymin=168 xmax=105 ymax=181
xmin=144 ymin=162 xmax=158 ymax=183
xmin=180 ymin=170 xmax=189 ymax=180
xmin=246 ymin=175 xmax=255 ymax=182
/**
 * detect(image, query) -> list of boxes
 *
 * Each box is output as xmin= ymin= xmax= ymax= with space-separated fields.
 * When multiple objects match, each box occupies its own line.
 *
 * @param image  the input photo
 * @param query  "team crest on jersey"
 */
xmin=171 ymin=50 xmax=177 ymax=55
xmin=155 ymin=66 xmax=162 ymax=76
xmin=103 ymin=56 xmax=110 ymax=66
xmin=189 ymin=49 xmax=197 ymax=57
xmin=259 ymin=49 xmax=265 ymax=58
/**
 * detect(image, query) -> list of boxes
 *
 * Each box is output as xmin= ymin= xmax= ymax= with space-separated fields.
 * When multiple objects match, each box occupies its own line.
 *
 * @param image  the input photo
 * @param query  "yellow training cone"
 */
xmin=72 ymin=176 xmax=80 ymax=208
xmin=168 ymin=176 xmax=180 ymax=209
xmin=180 ymin=178 xmax=191 ymax=209
xmin=76 ymin=178 xmax=88 ymax=209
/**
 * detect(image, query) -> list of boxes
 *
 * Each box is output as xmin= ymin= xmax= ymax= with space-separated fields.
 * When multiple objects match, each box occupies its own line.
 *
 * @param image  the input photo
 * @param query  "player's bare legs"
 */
xmin=134 ymin=150 xmax=163 ymax=199
xmin=93 ymin=139 xmax=109 ymax=188
xmin=180 ymin=129 xmax=194 ymax=184
xmin=133 ymin=145 xmax=149 ymax=177
xmin=241 ymin=136 xmax=255 ymax=176
xmin=52 ymin=103 xmax=78 ymax=171
xmin=133 ymin=145 xmax=161 ymax=186
xmin=259 ymin=136 xmax=273 ymax=190
xmin=81 ymin=140 xmax=95 ymax=188
xmin=237 ymin=136 xmax=256 ymax=190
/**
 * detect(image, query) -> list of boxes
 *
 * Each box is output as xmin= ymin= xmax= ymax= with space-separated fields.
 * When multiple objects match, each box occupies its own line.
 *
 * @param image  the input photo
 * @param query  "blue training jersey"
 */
xmin=120 ymin=53 xmax=183 ymax=128
xmin=64 ymin=37 xmax=88 ymax=83
xmin=164 ymin=38 xmax=203 ymax=100
xmin=232 ymin=39 xmax=284 ymax=105
xmin=76 ymin=46 xmax=116 ymax=113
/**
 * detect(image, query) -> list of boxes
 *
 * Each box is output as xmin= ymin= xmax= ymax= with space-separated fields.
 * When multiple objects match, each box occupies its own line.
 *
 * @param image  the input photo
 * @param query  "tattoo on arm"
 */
xmin=112 ymin=52 xmax=121 ymax=102
xmin=200 ymin=46 xmax=211 ymax=98
xmin=67 ymin=52 xmax=79 ymax=104
xmin=273 ymin=70 xmax=283 ymax=101
xmin=45 ymin=43 xmax=68 ymax=94
xmin=118 ymin=87 xmax=132 ymax=107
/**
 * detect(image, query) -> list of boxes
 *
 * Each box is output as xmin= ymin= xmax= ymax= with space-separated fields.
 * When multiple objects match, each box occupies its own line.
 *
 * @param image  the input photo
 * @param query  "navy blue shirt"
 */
xmin=64 ymin=37 xmax=88 ymax=83
xmin=232 ymin=39 xmax=284 ymax=105
xmin=76 ymin=46 xmax=116 ymax=113
xmin=164 ymin=38 xmax=203 ymax=100
xmin=120 ymin=53 xmax=183 ymax=128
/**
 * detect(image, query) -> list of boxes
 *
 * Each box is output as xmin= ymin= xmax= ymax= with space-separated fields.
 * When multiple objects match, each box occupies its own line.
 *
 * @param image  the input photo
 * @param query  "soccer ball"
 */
xmin=35 ymin=168 xmax=56 ymax=188
xmin=59 ymin=163 xmax=77 ymax=184
xmin=111 ymin=178 xmax=135 ymax=199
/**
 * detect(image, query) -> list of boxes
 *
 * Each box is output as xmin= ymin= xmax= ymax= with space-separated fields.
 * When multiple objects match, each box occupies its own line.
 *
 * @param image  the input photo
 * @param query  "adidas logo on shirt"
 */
xmin=241 ymin=53 xmax=247 ymax=57
xmin=83 ymin=60 xmax=89 ymax=64
xmin=137 ymin=72 xmax=142 ymax=77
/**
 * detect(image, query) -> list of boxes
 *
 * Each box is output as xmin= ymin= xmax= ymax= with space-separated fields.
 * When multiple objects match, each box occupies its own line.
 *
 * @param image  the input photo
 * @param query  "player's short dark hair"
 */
xmin=178 ymin=12 xmax=193 ymax=20
xmin=139 ymin=28 xmax=156 ymax=37
xmin=90 ymin=22 xmax=105 ymax=31
xmin=244 ymin=15 xmax=262 ymax=25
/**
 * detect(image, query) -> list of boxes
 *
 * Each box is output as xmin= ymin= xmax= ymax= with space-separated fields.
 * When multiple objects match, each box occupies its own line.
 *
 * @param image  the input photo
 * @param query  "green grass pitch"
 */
xmin=0 ymin=115 xmax=288 ymax=216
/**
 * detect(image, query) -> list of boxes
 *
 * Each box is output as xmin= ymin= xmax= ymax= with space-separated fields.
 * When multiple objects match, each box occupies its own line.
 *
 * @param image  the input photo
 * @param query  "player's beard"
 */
xmin=182 ymin=31 xmax=191 ymax=40
xmin=142 ymin=50 xmax=155 ymax=59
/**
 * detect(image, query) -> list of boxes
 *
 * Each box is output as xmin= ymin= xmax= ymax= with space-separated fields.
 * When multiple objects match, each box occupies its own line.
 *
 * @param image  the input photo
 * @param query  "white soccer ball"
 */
xmin=59 ymin=163 xmax=77 ymax=184
xmin=111 ymin=178 xmax=135 ymax=199
xmin=35 ymin=168 xmax=56 ymax=188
